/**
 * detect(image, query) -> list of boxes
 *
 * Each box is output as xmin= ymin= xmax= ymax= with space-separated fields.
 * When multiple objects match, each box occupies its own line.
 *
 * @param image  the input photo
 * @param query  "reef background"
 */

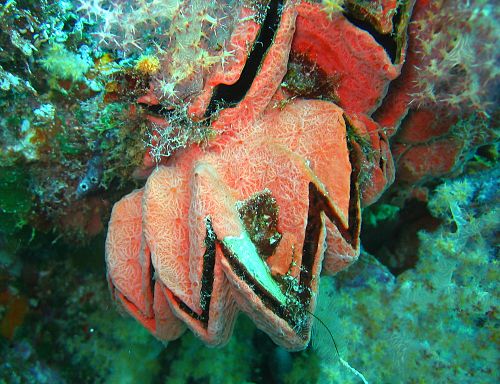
xmin=0 ymin=0 xmax=498 ymax=383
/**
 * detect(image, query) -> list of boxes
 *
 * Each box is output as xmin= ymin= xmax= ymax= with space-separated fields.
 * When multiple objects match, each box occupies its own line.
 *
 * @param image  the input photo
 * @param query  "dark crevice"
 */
xmin=199 ymin=218 xmax=217 ymax=322
xmin=204 ymin=0 xmax=283 ymax=117
xmin=312 ymin=149 xmax=361 ymax=250
xmin=298 ymin=184 xmax=323 ymax=305
xmin=348 ymin=149 xmax=362 ymax=251
xmin=361 ymin=199 xmax=441 ymax=275
xmin=149 ymin=254 xmax=156 ymax=300
xmin=139 ymin=103 xmax=175 ymax=118
xmin=392 ymin=4 xmax=403 ymax=33
xmin=173 ymin=295 xmax=204 ymax=322
xmin=343 ymin=10 xmax=397 ymax=63
xmin=171 ymin=219 xmax=217 ymax=326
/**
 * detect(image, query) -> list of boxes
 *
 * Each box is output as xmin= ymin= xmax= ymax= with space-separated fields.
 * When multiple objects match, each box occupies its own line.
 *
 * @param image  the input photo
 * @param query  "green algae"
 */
xmin=0 ymin=167 xmax=33 ymax=234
